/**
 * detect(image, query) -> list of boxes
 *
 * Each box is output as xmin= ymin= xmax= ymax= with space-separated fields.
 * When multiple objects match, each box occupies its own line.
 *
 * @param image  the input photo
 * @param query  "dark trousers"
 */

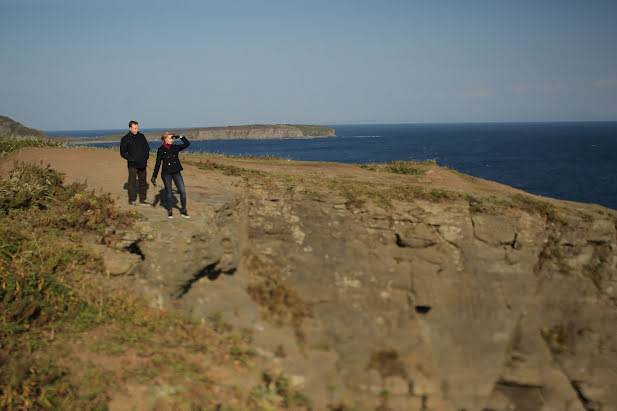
xmin=162 ymin=172 xmax=187 ymax=211
xmin=128 ymin=167 xmax=147 ymax=202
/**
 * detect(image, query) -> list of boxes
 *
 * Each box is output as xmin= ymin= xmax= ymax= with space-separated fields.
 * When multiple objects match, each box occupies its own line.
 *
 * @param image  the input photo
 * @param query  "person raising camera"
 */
xmin=151 ymin=132 xmax=191 ymax=218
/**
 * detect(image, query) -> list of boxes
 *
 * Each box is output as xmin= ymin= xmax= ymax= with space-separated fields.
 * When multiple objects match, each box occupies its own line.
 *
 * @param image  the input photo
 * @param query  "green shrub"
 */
xmin=0 ymin=162 xmax=135 ymax=408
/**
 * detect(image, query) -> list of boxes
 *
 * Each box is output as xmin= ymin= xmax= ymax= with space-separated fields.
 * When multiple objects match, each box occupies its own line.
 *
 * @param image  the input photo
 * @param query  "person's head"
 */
xmin=129 ymin=121 xmax=139 ymax=134
xmin=161 ymin=132 xmax=173 ymax=145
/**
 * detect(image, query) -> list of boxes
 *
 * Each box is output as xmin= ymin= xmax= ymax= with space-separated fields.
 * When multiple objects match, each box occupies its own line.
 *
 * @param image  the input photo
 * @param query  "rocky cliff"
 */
xmin=3 ymin=148 xmax=617 ymax=410
xmin=0 ymin=114 xmax=47 ymax=138
xmin=61 ymin=124 xmax=336 ymax=143
xmin=173 ymin=124 xmax=336 ymax=140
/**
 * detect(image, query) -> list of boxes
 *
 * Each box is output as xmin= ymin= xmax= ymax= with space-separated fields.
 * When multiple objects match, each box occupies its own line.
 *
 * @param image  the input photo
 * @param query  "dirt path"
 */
xmin=0 ymin=147 xmax=244 ymax=221
xmin=0 ymin=146 xmax=595 ymax=220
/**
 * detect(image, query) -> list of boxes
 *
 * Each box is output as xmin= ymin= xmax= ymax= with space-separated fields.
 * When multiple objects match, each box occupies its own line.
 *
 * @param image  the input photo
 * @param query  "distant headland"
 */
xmin=0 ymin=115 xmax=47 ymax=138
xmin=59 ymin=124 xmax=336 ymax=143
xmin=0 ymin=115 xmax=336 ymax=142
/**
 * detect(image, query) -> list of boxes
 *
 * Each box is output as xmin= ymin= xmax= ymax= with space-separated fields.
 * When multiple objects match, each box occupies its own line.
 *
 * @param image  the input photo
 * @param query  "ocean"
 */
xmin=46 ymin=122 xmax=617 ymax=210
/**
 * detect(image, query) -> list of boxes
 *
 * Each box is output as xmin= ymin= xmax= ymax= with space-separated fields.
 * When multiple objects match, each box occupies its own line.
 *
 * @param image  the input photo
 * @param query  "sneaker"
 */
xmin=128 ymin=201 xmax=136 ymax=206
xmin=180 ymin=209 xmax=190 ymax=218
xmin=167 ymin=210 xmax=173 ymax=219
xmin=139 ymin=201 xmax=152 ymax=206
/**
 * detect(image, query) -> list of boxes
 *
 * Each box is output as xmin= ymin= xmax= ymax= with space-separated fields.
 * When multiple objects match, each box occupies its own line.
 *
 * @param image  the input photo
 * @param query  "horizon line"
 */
xmin=43 ymin=119 xmax=617 ymax=132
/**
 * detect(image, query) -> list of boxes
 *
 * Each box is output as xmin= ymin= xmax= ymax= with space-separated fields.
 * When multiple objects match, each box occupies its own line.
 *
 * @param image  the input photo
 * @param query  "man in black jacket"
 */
xmin=120 ymin=120 xmax=151 ymax=205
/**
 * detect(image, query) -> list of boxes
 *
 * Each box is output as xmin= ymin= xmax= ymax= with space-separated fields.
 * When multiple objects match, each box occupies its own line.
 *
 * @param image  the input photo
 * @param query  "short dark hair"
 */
xmin=129 ymin=121 xmax=139 ymax=128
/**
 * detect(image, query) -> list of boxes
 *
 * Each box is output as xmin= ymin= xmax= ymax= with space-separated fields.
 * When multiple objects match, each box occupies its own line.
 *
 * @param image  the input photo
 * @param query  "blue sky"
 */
xmin=1 ymin=0 xmax=616 ymax=130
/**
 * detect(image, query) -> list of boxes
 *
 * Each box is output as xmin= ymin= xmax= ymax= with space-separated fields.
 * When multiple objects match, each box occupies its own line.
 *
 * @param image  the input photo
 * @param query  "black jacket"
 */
xmin=120 ymin=132 xmax=150 ymax=169
xmin=152 ymin=137 xmax=190 ymax=178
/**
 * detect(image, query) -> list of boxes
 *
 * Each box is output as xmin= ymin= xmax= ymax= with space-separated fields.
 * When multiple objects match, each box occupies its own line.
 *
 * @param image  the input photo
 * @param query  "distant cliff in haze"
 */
xmin=171 ymin=124 xmax=336 ymax=140
xmin=0 ymin=115 xmax=47 ymax=138
xmin=60 ymin=124 xmax=336 ymax=143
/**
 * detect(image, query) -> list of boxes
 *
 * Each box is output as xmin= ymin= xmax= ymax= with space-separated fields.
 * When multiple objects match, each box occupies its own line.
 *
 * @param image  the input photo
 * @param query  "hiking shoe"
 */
xmin=128 ymin=201 xmax=136 ymax=206
xmin=167 ymin=210 xmax=173 ymax=219
xmin=140 ymin=201 xmax=152 ymax=206
xmin=180 ymin=209 xmax=190 ymax=218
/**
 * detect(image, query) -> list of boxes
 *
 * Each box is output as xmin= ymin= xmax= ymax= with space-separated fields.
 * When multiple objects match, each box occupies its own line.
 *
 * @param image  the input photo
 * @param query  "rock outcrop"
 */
xmin=116 ymin=158 xmax=617 ymax=410
xmin=4 ymin=147 xmax=617 ymax=410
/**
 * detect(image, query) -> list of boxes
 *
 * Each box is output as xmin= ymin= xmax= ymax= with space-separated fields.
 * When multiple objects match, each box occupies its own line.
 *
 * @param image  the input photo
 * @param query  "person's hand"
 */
xmin=150 ymin=177 xmax=156 ymax=187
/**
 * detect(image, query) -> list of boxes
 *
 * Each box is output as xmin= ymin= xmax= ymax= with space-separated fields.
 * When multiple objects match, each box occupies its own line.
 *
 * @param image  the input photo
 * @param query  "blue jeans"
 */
xmin=162 ymin=172 xmax=187 ymax=211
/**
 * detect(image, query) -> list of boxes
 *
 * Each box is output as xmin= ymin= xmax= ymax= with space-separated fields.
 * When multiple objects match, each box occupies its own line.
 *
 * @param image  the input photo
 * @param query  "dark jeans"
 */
xmin=128 ymin=167 xmax=147 ymax=202
xmin=162 ymin=172 xmax=186 ymax=211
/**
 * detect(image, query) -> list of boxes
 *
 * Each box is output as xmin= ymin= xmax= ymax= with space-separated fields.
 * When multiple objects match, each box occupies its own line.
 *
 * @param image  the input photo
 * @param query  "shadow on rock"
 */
xmin=177 ymin=262 xmax=237 ymax=298
xmin=152 ymin=187 xmax=184 ymax=210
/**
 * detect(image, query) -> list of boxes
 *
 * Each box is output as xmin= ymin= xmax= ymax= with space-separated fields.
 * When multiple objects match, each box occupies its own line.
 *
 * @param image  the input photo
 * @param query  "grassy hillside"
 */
xmin=0 ymin=139 xmax=309 ymax=409
xmin=0 ymin=115 xmax=47 ymax=138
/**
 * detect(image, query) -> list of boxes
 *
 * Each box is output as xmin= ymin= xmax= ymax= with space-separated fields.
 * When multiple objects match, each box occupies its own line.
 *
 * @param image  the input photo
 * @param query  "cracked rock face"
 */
xmin=100 ymin=161 xmax=617 ymax=410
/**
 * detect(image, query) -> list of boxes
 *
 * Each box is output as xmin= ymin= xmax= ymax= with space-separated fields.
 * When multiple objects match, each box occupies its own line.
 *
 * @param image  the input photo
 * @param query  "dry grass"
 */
xmin=360 ymin=160 xmax=429 ymax=176
xmin=368 ymin=348 xmax=408 ymax=379
xmin=245 ymin=254 xmax=313 ymax=344
xmin=541 ymin=325 xmax=570 ymax=354
xmin=189 ymin=159 xmax=269 ymax=179
xmin=510 ymin=193 xmax=562 ymax=223
xmin=0 ymin=135 xmax=63 ymax=158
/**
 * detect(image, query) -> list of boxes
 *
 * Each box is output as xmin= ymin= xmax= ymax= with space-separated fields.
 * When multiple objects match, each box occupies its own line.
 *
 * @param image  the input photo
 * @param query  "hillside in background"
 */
xmin=59 ymin=124 xmax=336 ymax=143
xmin=0 ymin=115 xmax=47 ymax=138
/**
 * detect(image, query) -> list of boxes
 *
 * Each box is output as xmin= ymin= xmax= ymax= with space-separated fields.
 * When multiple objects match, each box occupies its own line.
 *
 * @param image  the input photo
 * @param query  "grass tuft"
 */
xmin=249 ymin=371 xmax=312 ymax=409
xmin=368 ymin=348 xmax=407 ymax=379
xmin=360 ymin=160 xmax=427 ymax=176
xmin=245 ymin=254 xmax=313 ymax=344
xmin=510 ymin=193 xmax=562 ymax=223
xmin=541 ymin=325 xmax=570 ymax=354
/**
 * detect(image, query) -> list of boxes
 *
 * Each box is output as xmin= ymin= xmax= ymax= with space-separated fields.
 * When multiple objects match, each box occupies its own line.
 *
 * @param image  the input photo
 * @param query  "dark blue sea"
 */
xmin=46 ymin=122 xmax=617 ymax=210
